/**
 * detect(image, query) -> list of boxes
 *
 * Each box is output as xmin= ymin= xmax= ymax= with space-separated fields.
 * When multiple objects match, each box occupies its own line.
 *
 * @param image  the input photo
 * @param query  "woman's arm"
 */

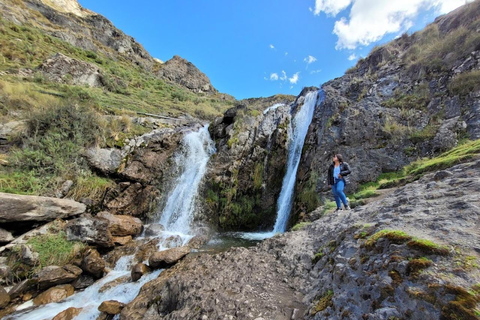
xmin=340 ymin=162 xmax=351 ymax=176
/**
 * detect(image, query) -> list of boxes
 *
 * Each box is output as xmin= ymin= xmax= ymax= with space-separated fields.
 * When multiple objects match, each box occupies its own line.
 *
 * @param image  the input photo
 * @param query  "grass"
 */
xmin=348 ymin=139 xmax=480 ymax=206
xmin=407 ymin=257 xmax=433 ymax=276
xmin=448 ymin=70 xmax=480 ymax=97
xmin=311 ymin=290 xmax=334 ymax=315
xmin=407 ymin=238 xmax=450 ymax=256
xmin=26 ymin=231 xmax=85 ymax=270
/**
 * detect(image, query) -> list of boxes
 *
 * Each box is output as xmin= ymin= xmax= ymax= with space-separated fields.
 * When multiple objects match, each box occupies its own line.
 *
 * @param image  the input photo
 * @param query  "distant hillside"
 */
xmin=0 ymin=0 xmax=235 ymax=120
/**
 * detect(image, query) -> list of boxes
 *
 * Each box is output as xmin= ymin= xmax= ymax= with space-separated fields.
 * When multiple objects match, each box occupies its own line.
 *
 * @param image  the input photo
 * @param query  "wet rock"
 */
xmin=187 ymin=234 xmax=209 ymax=249
xmin=0 ymin=193 xmax=86 ymax=224
xmin=98 ymin=300 xmax=125 ymax=315
xmin=148 ymin=247 xmax=190 ymax=269
xmin=105 ymin=183 xmax=160 ymax=217
xmin=33 ymin=284 xmax=74 ymax=305
xmin=81 ymin=248 xmax=106 ymax=279
xmin=144 ymin=224 xmax=165 ymax=237
xmin=38 ymin=53 xmax=103 ymax=87
xmin=85 ymin=148 xmax=124 ymax=175
xmin=113 ymin=235 xmax=132 ymax=246
xmin=0 ymin=228 xmax=14 ymax=244
xmin=35 ymin=265 xmax=82 ymax=290
xmin=131 ymin=263 xmax=150 ymax=282
xmin=66 ymin=214 xmax=114 ymax=248
xmin=99 ymin=276 xmax=129 ymax=293
xmin=0 ymin=286 xmax=10 ymax=308
xmin=434 ymin=170 xmax=453 ymax=181
xmin=72 ymin=274 xmax=95 ymax=290
xmin=52 ymin=307 xmax=82 ymax=320
xmin=97 ymin=211 xmax=143 ymax=237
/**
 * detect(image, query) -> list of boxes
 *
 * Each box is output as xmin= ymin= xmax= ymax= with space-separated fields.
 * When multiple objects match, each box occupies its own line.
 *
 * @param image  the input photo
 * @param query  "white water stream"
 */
xmin=238 ymin=90 xmax=321 ymax=240
xmin=8 ymin=125 xmax=215 ymax=320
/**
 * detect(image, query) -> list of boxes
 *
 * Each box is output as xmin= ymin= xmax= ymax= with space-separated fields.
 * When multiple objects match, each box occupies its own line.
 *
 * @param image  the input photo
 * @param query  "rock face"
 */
xmin=0 ymin=192 xmax=86 ymax=224
xmin=203 ymin=94 xmax=296 ymax=231
xmin=65 ymin=214 xmax=114 ymax=248
xmin=156 ymin=55 xmax=217 ymax=94
xmin=38 ymin=53 xmax=103 ymax=87
xmin=122 ymin=158 xmax=480 ymax=319
xmin=0 ymin=286 xmax=10 ymax=308
xmin=98 ymin=300 xmax=125 ymax=315
xmin=0 ymin=229 xmax=14 ymax=244
xmin=131 ymin=263 xmax=150 ymax=282
xmin=52 ymin=307 xmax=82 ymax=320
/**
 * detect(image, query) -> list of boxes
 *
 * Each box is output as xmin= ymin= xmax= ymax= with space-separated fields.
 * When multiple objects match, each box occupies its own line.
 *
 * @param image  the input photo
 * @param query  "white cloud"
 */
xmin=304 ymin=55 xmax=317 ymax=64
xmin=313 ymin=0 xmax=473 ymax=50
xmin=289 ymin=72 xmax=300 ymax=84
xmin=348 ymin=53 xmax=357 ymax=61
xmin=270 ymin=73 xmax=279 ymax=81
xmin=269 ymin=44 xmax=275 ymax=49
xmin=285 ymin=52 xmax=288 ymax=56
xmin=280 ymin=70 xmax=287 ymax=81
xmin=313 ymin=0 xmax=352 ymax=16
xmin=310 ymin=69 xmax=322 ymax=74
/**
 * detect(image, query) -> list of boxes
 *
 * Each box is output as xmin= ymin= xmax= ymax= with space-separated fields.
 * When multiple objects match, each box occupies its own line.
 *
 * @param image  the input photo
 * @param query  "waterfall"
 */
xmin=8 ymin=125 xmax=215 ymax=320
xmin=158 ymin=125 xmax=216 ymax=235
xmin=235 ymin=90 xmax=321 ymax=240
xmin=272 ymin=90 xmax=320 ymax=233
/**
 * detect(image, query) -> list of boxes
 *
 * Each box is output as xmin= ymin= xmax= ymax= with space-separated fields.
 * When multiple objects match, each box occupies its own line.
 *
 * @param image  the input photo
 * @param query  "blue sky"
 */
xmin=78 ymin=0 xmax=470 ymax=99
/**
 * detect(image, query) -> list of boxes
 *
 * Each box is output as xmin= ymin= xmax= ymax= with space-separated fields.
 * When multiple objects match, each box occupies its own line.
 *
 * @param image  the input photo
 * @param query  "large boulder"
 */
xmin=66 ymin=214 xmax=114 ymax=248
xmin=38 ymin=53 xmax=103 ymax=87
xmin=148 ymin=247 xmax=190 ymax=269
xmin=33 ymin=284 xmax=74 ymax=305
xmin=35 ymin=265 xmax=82 ymax=290
xmin=97 ymin=212 xmax=143 ymax=237
xmin=81 ymin=248 xmax=105 ymax=279
xmin=0 ymin=193 xmax=86 ymax=224
xmin=85 ymin=148 xmax=124 ymax=175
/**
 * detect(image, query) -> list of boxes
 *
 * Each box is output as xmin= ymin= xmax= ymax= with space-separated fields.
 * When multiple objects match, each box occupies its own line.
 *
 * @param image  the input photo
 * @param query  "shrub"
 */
xmin=448 ymin=70 xmax=480 ymax=97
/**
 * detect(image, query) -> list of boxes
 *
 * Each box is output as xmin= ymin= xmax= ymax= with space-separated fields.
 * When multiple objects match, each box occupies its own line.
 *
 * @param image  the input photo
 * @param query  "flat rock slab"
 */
xmin=0 ymin=192 xmax=86 ymax=223
xmin=148 ymin=247 xmax=190 ymax=269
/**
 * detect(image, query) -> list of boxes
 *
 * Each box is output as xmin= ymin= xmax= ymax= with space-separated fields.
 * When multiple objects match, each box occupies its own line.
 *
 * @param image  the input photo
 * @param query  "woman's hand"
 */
xmin=338 ymin=174 xmax=342 ymax=178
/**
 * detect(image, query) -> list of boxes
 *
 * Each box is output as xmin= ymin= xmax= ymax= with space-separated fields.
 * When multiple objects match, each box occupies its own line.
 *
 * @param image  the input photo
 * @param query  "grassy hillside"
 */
xmin=0 ymin=17 xmax=234 ymax=121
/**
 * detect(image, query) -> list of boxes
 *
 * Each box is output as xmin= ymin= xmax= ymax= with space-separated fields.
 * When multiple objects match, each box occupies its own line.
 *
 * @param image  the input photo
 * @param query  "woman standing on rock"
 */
xmin=328 ymin=154 xmax=351 ymax=211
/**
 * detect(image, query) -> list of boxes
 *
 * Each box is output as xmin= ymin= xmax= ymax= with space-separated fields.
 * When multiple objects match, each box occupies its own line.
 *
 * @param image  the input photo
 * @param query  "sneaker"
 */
xmin=344 ymin=205 xmax=351 ymax=210
xmin=335 ymin=207 xmax=343 ymax=212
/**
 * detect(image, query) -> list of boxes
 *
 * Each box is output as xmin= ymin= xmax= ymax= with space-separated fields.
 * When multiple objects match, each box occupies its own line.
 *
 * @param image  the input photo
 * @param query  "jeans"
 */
xmin=332 ymin=179 xmax=348 ymax=208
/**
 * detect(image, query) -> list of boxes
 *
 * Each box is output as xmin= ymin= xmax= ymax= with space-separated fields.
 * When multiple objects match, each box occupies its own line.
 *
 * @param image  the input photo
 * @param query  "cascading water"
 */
xmin=237 ymin=90 xmax=321 ymax=240
xmin=158 ymin=125 xmax=216 ymax=235
xmin=8 ymin=125 xmax=215 ymax=320
xmin=272 ymin=90 xmax=320 ymax=232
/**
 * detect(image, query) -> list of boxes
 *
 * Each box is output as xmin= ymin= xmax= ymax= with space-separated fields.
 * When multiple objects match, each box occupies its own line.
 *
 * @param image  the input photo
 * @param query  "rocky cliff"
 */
xmin=204 ymin=1 xmax=480 ymax=231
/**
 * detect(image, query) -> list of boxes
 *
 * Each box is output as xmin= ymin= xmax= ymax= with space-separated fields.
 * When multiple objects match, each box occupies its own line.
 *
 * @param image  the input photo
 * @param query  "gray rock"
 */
xmin=148 ymin=247 xmax=190 ymax=269
xmin=0 ymin=228 xmax=14 ymax=244
xmin=131 ymin=263 xmax=150 ymax=282
xmin=35 ymin=265 xmax=82 ymax=290
xmin=81 ymin=248 xmax=105 ymax=279
xmin=144 ymin=224 xmax=165 ymax=237
xmin=66 ymin=214 xmax=114 ymax=248
xmin=38 ymin=53 xmax=103 ymax=87
xmin=20 ymin=244 xmax=39 ymax=266
xmin=85 ymin=148 xmax=124 ymax=175
xmin=0 ymin=285 xmax=10 ymax=308
xmin=0 ymin=192 xmax=86 ymax=224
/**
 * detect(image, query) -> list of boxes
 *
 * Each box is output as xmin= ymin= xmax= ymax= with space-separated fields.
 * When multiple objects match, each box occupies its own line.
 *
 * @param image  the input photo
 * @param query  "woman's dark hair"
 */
xmin=335 ymin=154 xmax=343 ymax=163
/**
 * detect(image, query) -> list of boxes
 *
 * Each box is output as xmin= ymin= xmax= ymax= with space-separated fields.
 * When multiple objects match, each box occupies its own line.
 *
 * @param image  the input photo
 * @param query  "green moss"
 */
xmin=311 ymin=290 xmax=334 ymax=315
xmin=364 ymin=230 xmax=412 ymax=247
xmin=296 ymin=171 xmax=320 ymax=213
xmin=253 ymin=162 xmax=264 ymax=190
xmin=442 ymin=285 xmax=480 ymax=320
xmin=409 ymin=124 xmax=439 ymax=143
xmin=291 ymin=222 xmax=311 ymax=231
xmin=312 ymin=251 xmax=324 ymax=264
xmin=407 ymin=257 xmax=433 ymax=276
xmin=407 ymin=238 xmax=450 ymax=256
